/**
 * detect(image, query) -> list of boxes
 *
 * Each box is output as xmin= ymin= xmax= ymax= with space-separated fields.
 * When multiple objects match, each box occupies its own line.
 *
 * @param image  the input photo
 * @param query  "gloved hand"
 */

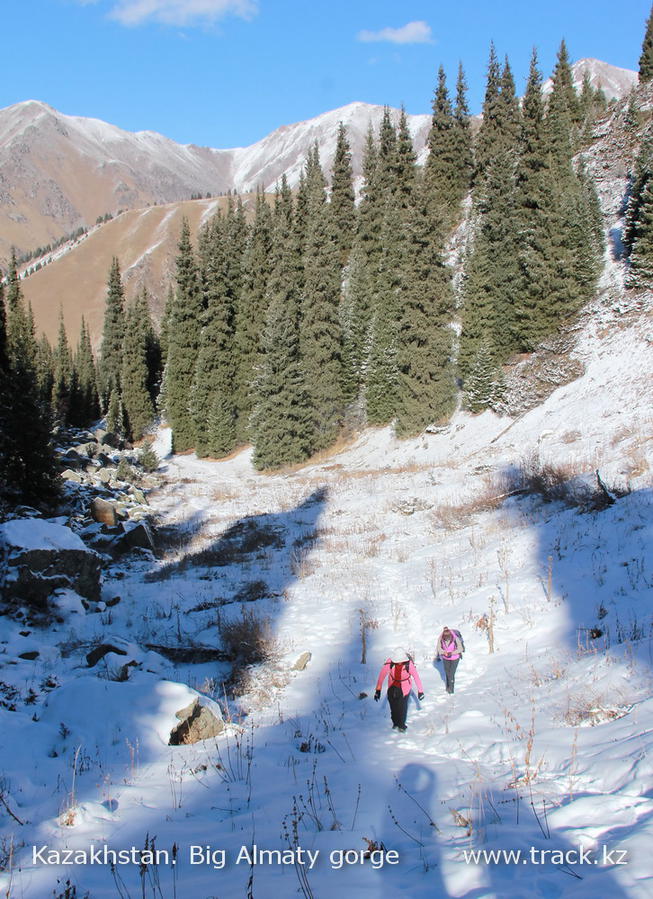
xmin=418 ymin=692 xmax=424 ymax=701
xmin=374 ymin=690 xmax=381 ymax=701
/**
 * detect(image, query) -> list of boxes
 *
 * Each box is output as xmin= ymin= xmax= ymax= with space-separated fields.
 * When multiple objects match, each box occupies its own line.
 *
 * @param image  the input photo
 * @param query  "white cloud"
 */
xmin=357 ymin=20 xmax=433 ymax=45
xmin=84 ymin=0 xmax=258 ymax=27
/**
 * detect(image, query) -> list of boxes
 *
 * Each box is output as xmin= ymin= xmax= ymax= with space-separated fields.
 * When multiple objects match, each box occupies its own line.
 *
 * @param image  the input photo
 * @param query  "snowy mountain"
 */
xmin=542 ymin=57 xmax=638 ymax=98
xmin=0 ymin=57 xmax=635 ymax=264
xmin=0 ymin=99 xmax=429 ymax=265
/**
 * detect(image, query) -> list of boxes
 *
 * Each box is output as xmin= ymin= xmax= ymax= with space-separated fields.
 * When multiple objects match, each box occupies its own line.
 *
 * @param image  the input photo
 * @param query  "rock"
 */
xmin=105 ymin=595 xmax=122 ymax=607
xmin=86 ymin=643 xmax=127 ymax=667
xmin=90 ymin=498 xmax=121 ymax=526
xmin=96 ymin=452 xmax=113 ymax=467
xmin=169 ymin=698 xmax=225 ymax=745
xmin=97 ymin=468 xmax=116 ymax=485
xmin=291 ymin=651 xmax=312 ymax=671
xmin=130 ymin=488 xmax=147 ymax=505
xmin=0 ymin=519 xmax=102 ymax=609
xmin=19 ymin=650 xmax=39 ymax=660
xmin=115 ymin=521 xmax=155 ymax=554
xmin=59 ymin=450 xmax=86 ymax=469
xmin=61 ymin=469 xmax=84 ymax=483
xmin=93 ymin=428 xmax=108 ymax=443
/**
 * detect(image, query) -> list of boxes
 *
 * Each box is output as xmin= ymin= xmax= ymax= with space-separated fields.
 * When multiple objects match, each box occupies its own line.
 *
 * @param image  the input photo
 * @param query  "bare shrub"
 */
xmin=499 ymin=452 xmax=577 ymax=503
xmin=220 ymin=609 xmax=278 ymax=665
xmin=430 ymin=489 xmax=504 ymax=530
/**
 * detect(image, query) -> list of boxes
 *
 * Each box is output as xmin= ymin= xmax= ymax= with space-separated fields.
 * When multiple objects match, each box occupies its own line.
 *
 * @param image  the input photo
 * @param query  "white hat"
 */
xmin=392 ymin=648 xmax=408 ymax=662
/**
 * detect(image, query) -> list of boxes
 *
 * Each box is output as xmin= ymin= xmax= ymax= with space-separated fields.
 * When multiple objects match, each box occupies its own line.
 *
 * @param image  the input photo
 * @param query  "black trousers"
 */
xmin=387 ymin=685 xmax=408 ymax=728
xmin=443 ymin=658 xmax=459 ymax=693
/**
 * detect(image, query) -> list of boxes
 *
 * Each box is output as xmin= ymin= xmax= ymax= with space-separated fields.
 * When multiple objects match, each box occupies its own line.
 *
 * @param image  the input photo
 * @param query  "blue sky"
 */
xmin=3 ymin=0 xmax=650 ymax=148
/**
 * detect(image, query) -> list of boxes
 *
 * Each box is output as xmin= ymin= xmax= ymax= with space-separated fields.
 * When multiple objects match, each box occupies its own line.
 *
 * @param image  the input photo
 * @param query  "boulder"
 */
xmin=115 ymin=521 xmax=155 ymax=554
xmin=0 ymin=519 xmax=102 ymax=609
xmin=90 ymin=498 xmax=121 ymax=526
xmin=169 ymin=697 xmax=225 ymax=745
xmin=60 ymin=469 xmax=84 ymax=483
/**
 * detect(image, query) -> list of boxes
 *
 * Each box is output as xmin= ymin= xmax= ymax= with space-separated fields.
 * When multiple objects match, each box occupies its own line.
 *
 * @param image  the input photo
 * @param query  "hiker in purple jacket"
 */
xmin=374 ymin=649 xmax=424 ymax=732
xmin=436 ymin=627 xmax=463 ymax=694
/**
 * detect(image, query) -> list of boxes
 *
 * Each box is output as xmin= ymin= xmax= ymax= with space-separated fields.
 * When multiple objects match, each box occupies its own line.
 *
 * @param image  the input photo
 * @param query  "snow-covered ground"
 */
xmin=1 ymin=298 xmax=652 ymax=898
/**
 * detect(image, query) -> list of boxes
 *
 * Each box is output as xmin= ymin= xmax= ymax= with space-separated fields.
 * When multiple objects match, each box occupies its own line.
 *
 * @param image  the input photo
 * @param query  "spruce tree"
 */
xmin=51 ymin=308 xmax=73 ymax=425
xmin=121 ymin=292 xmax=155 ymax=441
xmin=106 ymin=388 xmax=125 ymax=437
xmin=164 ymin=218 xmax=203 ymax=452
xmin=251 ymin=182 xmax=308 ymax=469
xmin=546 ymin=40 xmax=580 ymax=167
xmin=330 ymin=123 xmax=356 ymax=261
xmin=98 ymin=257 xmax=126 ymax=407
xmin=364 ymin=197 xmax=403 ymax=425
xmin=639 ymin=5 xmax=653 ymax=82
xmin=395 ymin=172 xmax=456 ymax=435
xmin=624 ymin=134 xmax=653 ymax=255
xmin=233 ymin=191 xmax=271 ymax=442
xmin=424 ymin=66 xmax=460 ymax=214
xmin=460 ymin=147 xmax=520 ymax=372
xmin=35 ymin=334 xmax=55 ymax=410
xmin=475 ymin=43 xmax=504 ymax=178
xmin=299 ymin=144 xmax=344 ymax=453
xmin=191 ymin=214 xmax=237 ymax=457
xmin=628 ymin=180 xmax=653 ymax=286
xmin=452 ymin=62 xmax=474 ymax=200
xmin=0 ymin=263 xmax=59 ymax=508
xmin=73 ymin=316 xmax=100 ymax=426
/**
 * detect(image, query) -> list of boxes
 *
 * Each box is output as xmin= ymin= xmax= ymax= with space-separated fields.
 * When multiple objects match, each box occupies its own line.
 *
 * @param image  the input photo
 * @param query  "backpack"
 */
xmin=452 ymin=629 xmax=465 ymax=652
xmin=390 ymin=661 xmax=409 ymax=687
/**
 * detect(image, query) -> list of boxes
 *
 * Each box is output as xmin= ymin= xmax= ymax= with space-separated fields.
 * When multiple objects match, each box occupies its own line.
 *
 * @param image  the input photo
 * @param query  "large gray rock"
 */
xmin=169 ymin=698 xmax=225 ymax=745
xmin=0 ymin=519 xmax=102 ymax=609
xmin=115 ymin=521 xmax=155 ymax=553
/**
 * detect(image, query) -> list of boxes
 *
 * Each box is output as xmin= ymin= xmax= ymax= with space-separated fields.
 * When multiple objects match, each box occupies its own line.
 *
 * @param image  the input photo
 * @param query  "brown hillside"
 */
xmin=20 ymin=197 xmax=232 ymax=349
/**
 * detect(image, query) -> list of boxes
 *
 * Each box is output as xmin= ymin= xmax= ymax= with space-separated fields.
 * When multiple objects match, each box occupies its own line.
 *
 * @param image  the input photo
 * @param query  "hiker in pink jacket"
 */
xmin=436 ymin=627 xmax=464 ymax=694
xmin=374 ymin=649 xmax=424 ymax=732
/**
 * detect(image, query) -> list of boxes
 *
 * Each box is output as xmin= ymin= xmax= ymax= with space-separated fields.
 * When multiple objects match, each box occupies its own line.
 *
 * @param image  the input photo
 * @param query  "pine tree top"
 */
xmin=640 ymin=5 xmax=653 ymax=82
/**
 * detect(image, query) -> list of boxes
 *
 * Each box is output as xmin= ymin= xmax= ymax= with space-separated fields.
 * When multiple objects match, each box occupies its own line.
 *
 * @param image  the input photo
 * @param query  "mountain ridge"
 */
xmin=0 ymin=58 xmax=637 ymax=266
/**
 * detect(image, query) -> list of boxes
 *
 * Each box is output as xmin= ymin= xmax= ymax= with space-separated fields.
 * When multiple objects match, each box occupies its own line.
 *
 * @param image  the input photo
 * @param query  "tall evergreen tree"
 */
xmin=452 ymin=62 xmax=474 ymax=198
xmin=639 ymin=5 xmax=653 ymax=82
xmin=395 ymin=173 xmax=456 ymax=435
xmin=330 ymin=123 xmax=356 ymax=261
xmin=424 ymin=66 xmax=460 ymax=215
xmin=121 ymin=292 xmax=156 ymax=441
xmin=251 ymin=181 xmax=308 ymax=469
xmin=164 ymin=218 xmax=203 ymax=452
xmin=624 ymin=133 xmax=653 ymax=255
xmin=191 ymin=213 xmax=237 ymax=457
xmin=72 ymin=316 xmax=100 ymax=427
xmin=546 ymin=40 xmax=580 ymax=167
xmin=460 ymin=146 xmax=521 ymax=372
xmin=35 ymin=334 xmax=55 ymax=410
xmin=299 ymin=144 xmax=344 ymax=453
xmin=0 ymin=262 xmax=59 ymax=508
xmin=233 ymin=191 xmax=272 ymax=442
xmin=628 ymin=180 xmax=653 ymax=287
xmin=51 ymin=308 xmax=73 ymax=425
xmin=98 ymin=257 xmax=126 ymax=407
xmin=475 ymin=43 xmax=504 ymax=178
